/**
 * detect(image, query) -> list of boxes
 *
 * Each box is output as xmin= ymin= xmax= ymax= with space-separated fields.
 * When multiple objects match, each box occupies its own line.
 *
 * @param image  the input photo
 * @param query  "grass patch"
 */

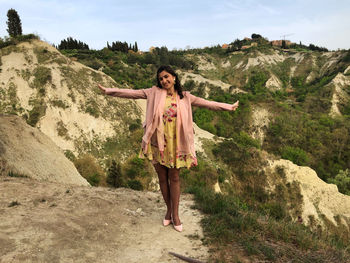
xmin=56 ymin=120 xmax=71 ymax=139
xmin=31 ymin=66 xmax=52 ymax=90
xmin=187 ymin=185 xmax=350 ymax=262
xmin=8 ymin=171 xmax=27 ymax=178
xmin=50 ymin=99 xmax=69 ymax=109
xmin=34 ymin=47 xmax=58 ymax=64
xmin=26 ymin=99 xmax=46 ymax=127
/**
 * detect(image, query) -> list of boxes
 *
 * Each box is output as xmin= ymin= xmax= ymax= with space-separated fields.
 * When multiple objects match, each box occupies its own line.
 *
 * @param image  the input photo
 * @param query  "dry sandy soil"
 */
xmin=0 ymin=177 xmax=208 ymax=263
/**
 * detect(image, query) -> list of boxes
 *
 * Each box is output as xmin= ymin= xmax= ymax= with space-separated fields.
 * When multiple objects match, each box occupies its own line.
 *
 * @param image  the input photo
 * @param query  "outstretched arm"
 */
xmin=189 ymin=93 xmax=239 ymax=111
xmin=98 ymin=84 xmax=148 ymax=99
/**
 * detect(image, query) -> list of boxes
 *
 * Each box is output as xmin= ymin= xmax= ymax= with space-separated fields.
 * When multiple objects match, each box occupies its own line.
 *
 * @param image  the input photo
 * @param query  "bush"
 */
xmin=212 ymin=132 xmax=259 ymax=167
xmin=64 ymin=150 xmax=76 ymax=161
xmin=26 ymin=101 xmax=46 ymax=127
xmin=281 ymin=146 xmax=309 ymax=166
xmin=127 ymin=179 xmax=143 ymax=191
xmin=73 ymin=154 xmax=105 ymax=186
xmin=327 ymin=169 xmax=350 ymax=195
xmin=107 ymin=160 xmax=123 ymax=188
xmin=32 ymin=66 xmax=52 ymax=88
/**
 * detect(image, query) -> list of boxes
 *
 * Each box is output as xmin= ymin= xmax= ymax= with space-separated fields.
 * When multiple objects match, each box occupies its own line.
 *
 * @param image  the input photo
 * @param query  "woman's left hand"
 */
xmin=98 ymin=84 xmax=107 ymax=94
xmin=232 ymin=100 xmax=239 ymax=111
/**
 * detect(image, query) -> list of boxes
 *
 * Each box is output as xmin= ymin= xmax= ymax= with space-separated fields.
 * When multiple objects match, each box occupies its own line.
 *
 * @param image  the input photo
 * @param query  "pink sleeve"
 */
xmin=188 ymin=93 xmax=233 ymax=111
xmin=105 ymin=87 xmax=149 ymax=99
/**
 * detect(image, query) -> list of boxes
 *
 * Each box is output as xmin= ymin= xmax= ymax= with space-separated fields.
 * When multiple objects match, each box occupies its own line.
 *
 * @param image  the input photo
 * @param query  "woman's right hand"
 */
xmin=98 ymin=84 xmax=107 ymax=94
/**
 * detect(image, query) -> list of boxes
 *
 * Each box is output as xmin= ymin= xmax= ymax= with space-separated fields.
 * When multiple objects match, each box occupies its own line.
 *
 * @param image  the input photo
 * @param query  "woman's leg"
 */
xmin=154 ymin=163 xmax=172 ymax=220
xmin=168 ymin=168 xmax=181 ymax=226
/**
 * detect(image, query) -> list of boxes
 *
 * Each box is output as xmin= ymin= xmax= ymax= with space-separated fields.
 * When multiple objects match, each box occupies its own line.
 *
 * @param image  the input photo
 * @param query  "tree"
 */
xmin=251 ymin=33 xmax=262 ymax=39
xmin=328 ymin=169 xmax=350 ymax=195
xmin=282 ymin=40 xmax=287 ymax=49
xmin=7 ymin=8 xmax=22 ymax=37
xmin=107 ymin=160 xmax=123 ymax=187
xmin=58 ymin=37 xmax=89 ymax=50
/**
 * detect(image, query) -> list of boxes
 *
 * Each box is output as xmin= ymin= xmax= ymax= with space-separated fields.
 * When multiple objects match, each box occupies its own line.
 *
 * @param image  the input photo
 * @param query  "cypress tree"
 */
xmin=107 ymin=160 xmax=122 ymax=188
xmin=7 ymin=9 xmax=22 ymax=37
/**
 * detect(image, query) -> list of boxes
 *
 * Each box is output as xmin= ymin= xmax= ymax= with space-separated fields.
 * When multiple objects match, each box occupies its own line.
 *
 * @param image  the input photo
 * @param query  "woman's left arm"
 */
xmin=189 ymin=93 xmax=239 ymax=111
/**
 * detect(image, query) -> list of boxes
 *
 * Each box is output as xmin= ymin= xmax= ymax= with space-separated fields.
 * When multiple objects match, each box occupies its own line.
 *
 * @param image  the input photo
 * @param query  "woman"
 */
xmin=98 ymin=65 xmax=239 ymax=232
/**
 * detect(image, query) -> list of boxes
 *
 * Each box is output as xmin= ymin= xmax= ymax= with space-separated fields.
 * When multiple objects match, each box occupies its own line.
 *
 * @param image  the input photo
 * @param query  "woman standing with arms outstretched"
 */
xmin=98 ymin=65 xmax=239 ymax=232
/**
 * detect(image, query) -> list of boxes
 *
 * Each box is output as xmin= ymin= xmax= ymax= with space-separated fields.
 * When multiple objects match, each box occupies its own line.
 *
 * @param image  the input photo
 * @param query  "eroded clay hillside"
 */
xmin=1 ymin=39 xmax=350 ymax=257
xmin=0 ymin=39 xmax=142 ymax=161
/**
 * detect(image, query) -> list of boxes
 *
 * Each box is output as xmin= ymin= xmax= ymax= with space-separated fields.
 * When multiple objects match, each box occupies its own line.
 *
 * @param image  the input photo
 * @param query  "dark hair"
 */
xmin=156 ymin=65 xmax=184 ymax=99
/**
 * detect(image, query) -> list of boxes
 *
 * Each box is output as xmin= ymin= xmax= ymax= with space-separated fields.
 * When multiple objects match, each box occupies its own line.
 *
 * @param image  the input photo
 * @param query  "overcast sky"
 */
xmin=0 ymin=0 xmax=349 ymax=51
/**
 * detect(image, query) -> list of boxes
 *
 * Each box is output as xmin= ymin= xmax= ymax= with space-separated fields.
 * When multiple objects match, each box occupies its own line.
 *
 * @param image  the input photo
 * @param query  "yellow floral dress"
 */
xmin=140 ymin=93 xmax=196 ymax=169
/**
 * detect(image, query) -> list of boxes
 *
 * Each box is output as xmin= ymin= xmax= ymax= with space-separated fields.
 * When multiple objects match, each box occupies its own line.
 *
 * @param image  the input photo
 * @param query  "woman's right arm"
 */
xmin=98 ymin=84 xmax=148 ymax=99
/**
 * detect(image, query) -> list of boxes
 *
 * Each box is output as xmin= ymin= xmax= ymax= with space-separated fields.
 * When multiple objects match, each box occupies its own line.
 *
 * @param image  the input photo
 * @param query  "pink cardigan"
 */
xmin=105 ymin=86 xmax=233 ymax=158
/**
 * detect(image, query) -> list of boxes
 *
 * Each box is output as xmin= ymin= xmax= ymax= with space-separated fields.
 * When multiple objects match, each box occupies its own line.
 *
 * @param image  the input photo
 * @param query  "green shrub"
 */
xmin=281 ymin=146 xmax=309 ymax=166
xmin=88 ymin=173 xmax=101 ymax=186
xmin=26 ymin=101 xmax=46 ymax=127
xmin=64 ymin=150 xmax=76 ymax=161
xmin=127 ymin=179 xmax=143 ymax=191
xmin=244 ymin=70 xmax=269 ymax=95
xmin=8 ymin=171 xmax=27 ymax=178
xmin=32 ymin=66 xmax=51 ymax=88
xmin=327 ymin=169 xmax=350 ymax=195
xmin=261 ymin=202 xmax=287 ymax=220
xmin=107 ymin=160 xmax=123 ymax=188
xmin=123 ymin=156 xmax=148 ymax=179
xmin=73 ymin=154 xmax=106 ymax=186
xmin=183 ymin=80 xmax=196 ymax=91
xmin=129 ymin=119 xmax=141 ymax=131
xmin=51 ymin=99 xmax=69 ymax=109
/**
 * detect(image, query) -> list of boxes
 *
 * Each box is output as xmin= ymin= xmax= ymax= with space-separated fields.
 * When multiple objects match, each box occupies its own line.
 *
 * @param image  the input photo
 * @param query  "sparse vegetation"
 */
xmin=32 ymin=66 xmax=52 ymax=90
xmin=73 ymin=154 xmax=106 ymax=186
xmin=327 ymin=169 xmax=350 ymax=195
xmin=26 ymin=99 xmax=46 ymax=126
xmin=8 ymin=171 xmax=27 ymax=178
xmin=51 ymin=99 xmax=69 ymax=109
xmin=1 ymin=35 xmax=350 ymax=262
xmin=56 ymin=120 xmax=70 ymax=139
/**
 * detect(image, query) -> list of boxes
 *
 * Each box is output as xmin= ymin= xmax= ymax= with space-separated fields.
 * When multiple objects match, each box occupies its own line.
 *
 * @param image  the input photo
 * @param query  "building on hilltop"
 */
xmin=222 ymin=44 xmax=229 ymax=49
xmin=271 ymin=40 xmax=292 ymax=47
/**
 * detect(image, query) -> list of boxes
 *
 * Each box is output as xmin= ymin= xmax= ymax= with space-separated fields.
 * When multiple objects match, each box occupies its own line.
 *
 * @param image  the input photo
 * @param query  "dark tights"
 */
xmin=153 ymin=163 xmax=181 ymax=226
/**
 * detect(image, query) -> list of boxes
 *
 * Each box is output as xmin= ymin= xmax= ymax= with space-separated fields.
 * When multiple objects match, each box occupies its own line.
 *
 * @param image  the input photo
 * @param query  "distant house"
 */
xmin=271 ymin=40 xmax=292 ymax=47
xmin=222 ymin=44 xmax=229 ymax=49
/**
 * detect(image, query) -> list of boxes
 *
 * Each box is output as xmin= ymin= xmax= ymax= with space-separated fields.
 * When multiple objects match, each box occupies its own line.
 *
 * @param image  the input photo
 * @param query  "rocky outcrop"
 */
xmin=265 ymin=159 xmax=350 ymax=231
xmin=250 ymin=107 xmax=270 ymax=144
xmin=265 ymin=74 xmax=282 ymax=91
xmin=329 ymin=73 xmax=350 ymax=117
xmin=0 ymin=115 xmax=89 ymax=186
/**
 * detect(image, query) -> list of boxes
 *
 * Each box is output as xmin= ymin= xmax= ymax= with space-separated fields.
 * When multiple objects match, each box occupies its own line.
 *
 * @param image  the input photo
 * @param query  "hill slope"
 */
xmin=0 ymin=39 xmax=142 ymax=161
xmin=0 ymin=114 xmax=88 ymax=186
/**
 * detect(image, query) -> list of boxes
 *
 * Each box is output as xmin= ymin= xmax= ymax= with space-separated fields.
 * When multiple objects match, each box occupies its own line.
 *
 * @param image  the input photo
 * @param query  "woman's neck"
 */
xmin=167 ymin=87 xmax=175 ymax=96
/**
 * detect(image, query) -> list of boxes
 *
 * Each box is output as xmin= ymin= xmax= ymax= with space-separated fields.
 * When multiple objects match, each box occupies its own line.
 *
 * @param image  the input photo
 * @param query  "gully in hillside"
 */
xmin=98 ymin=65 xmax=239 ymax=232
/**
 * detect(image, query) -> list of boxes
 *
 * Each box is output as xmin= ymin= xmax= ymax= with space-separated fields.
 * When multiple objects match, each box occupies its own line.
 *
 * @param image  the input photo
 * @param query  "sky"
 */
xmin=0 ymin=0 xmax=349 ymax=51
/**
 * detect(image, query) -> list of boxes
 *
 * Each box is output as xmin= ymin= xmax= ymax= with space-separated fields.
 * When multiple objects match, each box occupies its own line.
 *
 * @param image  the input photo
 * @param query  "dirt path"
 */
xmin=0 ymin=177 xmax=208 ymax=263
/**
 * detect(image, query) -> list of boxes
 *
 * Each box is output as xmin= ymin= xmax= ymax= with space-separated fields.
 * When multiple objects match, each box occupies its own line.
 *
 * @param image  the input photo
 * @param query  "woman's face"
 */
xmin=158 ymin=70 xmax=175 ymax=91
